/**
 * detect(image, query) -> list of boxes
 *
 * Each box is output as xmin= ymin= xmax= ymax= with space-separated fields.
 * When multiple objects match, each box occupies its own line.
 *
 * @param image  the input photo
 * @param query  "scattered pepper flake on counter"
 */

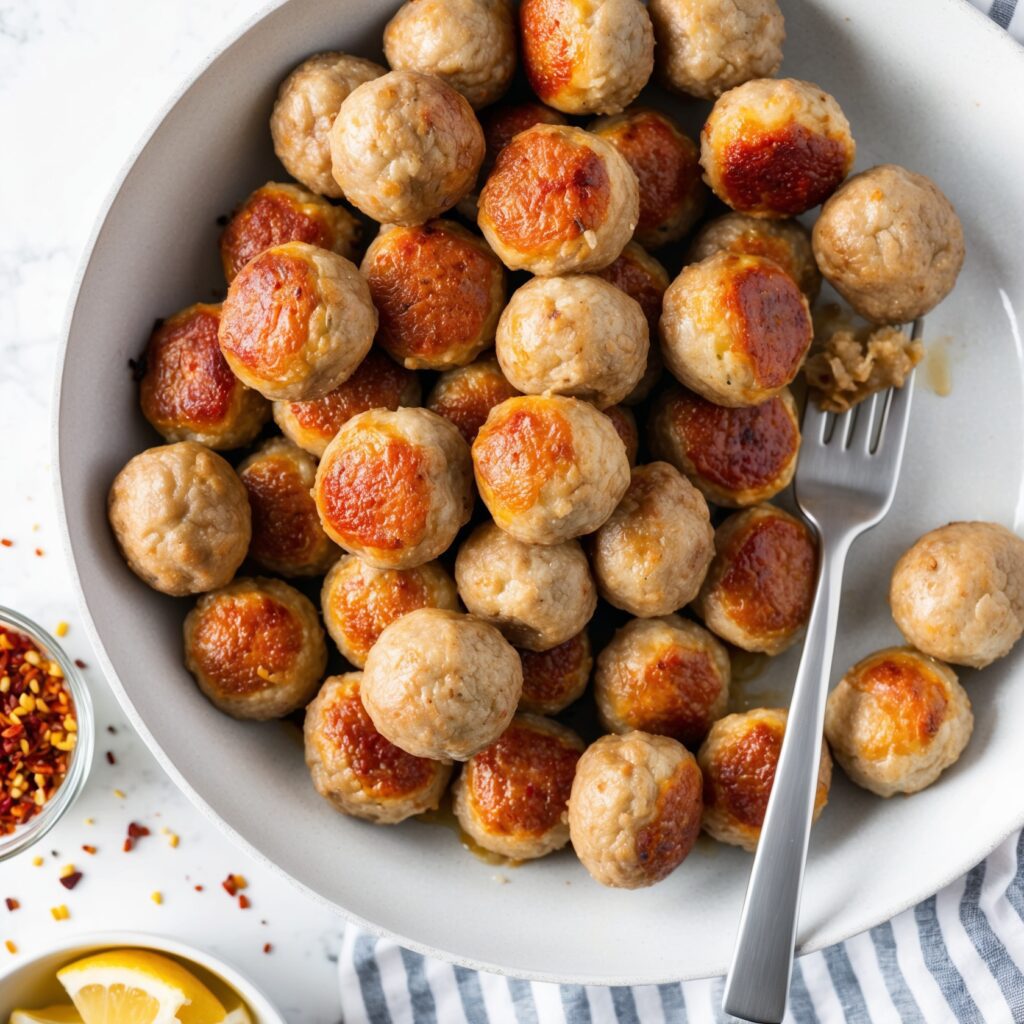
xmin=74 ymin=659 xmax=87 ymax=669
xmin=262 ymin=943 xmax=272 ymax=954
xmin=1 ymin=539 xmax=12 ymax=548
xmin=82 ymin=844 xmax=97 ymax=855
xmin=31 ymin=856 xmax=43 ymax=867
xmin=194 ymin=884 xmax=204 ymax=892
xmin=59 ymin=871 xmax=83 ymax=891
xmin=151 ymin=891 xmax=163 ymax=905
xmin=34 ymin=549 xmax=44 ymax=557
xmin=105 ymin=751 xmax=116 ymax=765
xmin=5 ymin=939 xmax=16 ymax=954
xmin=113 ymin=789 xmax=126 ymax=800
xmin=5 ymin=898 xmax=19 ymax=911
xmin=50 ymin=904 xmax=69 ymax=921
xmin=238 ymin=894 xmax=251 ymax=910
xmin=54 ymin=622 xmax=69 ymax=638
xmin=222 ymin=873 xmax=248 ymax=897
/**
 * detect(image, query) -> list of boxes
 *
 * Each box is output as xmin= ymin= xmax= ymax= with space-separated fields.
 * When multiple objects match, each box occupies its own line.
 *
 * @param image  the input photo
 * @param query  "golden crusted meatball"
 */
xmin=825 ymin=648 xmax=973 ymax=798
xmin=272 ymin=349 xmax=421 ymax=458
xmin=660 ymin=252 xmax=812 ymax=407
xmin=362 ymin=221 xmax=506 ymax=371
xmin=889 ymin=522 xmax=1024 ymax=669
xmin=568 ymin=731 xmax=703 ymax=888
xmin=138 ymin=303 xmax=269 ymax=450
xmin=518 ymin=632 xmax=593 ymax=715
xmin=218 ymin=241 xmax=376 ymax=402
xmin=455 ymin=522 xmax=597 ymax=651
xmin=472 ymin=395 xmax=631 ymax=545
xmin=478 ymin=124 xmax=639 ymax=276
xmin=495 ymin=275 xmax=649 ymax=408
xmin=591 ymin=462 xmax=714 ymax=617
xmin=237 ymin=438 xmax=338 ymax=577
xmin=271 ymin=52 xmax=385 ymax=198
xmin=649 ymin=0 xmax=784 ymax=100
xmin=812 ymin=165 xmax=965 ymax=324
xmin=321 ymin=555 xmax=460 ymax=669
xmin=330 ymin=70 xmax=485 ymax=226
xmin=454 ymin=714 xmax=583 ymax=859
xmin=183 ymin=577 xmax=326 ymax=720
xmin=590 ymin=108 xmax=707 ymax=249
xmin=108 ymin=442 xmax=250 ymax=597
xmin=314 ymin=407 xmax=473 ymax=570
xmin=383 ymin=0 xmax=516 ymax=110
xmin=699 ymin=708 xmax=831 ymax=851
xmin=603 ymin=405 xmax=639 ymax=467
xmin=700 ymin=78 xmax=855 ymax=217
xmin=426 ymin=357 xmax=520 ymax=444
xmin=361 ymin=608 xmax=523 ymax=761
xmin=479 ymin=101 xmax=568 ymax=179
xmin=520 ymin=0 xmax=654 ymax=115
xmin=648 ymin=384 xmax=801 ymax=507
xmin=305 ymin=673 xmax=452 ymax=823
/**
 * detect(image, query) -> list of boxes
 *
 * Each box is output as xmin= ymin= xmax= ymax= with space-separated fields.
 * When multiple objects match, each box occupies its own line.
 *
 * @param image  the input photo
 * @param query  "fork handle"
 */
xmin=722 ymin=531 xmax=853 ymax=1024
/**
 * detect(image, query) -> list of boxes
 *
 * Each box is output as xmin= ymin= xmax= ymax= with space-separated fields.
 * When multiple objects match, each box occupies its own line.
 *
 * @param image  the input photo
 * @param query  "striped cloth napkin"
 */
xmin=337 ymin=2 xmax=1023 ymax=1019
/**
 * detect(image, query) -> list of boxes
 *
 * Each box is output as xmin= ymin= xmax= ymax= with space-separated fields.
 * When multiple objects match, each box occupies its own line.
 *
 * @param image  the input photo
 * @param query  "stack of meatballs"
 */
xmin=106 ymin=0 xmax=1022 ymax=891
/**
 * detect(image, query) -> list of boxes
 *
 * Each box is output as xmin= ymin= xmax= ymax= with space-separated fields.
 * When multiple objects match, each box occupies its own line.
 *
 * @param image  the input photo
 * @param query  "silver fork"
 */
xmin=722 ymin=319 xmax=922 ymax=1024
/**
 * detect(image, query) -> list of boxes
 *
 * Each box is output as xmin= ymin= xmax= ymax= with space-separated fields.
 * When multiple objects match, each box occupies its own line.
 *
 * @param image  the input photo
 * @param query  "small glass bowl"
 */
xmin=0 ymin=606 xmax=94 ymax=861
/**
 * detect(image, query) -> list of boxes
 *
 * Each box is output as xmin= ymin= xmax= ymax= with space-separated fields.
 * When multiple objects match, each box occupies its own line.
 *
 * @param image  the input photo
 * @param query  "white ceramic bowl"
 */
xmin=56 ymin=0 xmax=1024 ymax=985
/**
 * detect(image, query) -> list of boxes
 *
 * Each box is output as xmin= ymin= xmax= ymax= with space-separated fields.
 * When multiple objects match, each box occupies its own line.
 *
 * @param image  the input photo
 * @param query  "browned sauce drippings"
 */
xmin=415 ymin=792 xmax=522 ymax=868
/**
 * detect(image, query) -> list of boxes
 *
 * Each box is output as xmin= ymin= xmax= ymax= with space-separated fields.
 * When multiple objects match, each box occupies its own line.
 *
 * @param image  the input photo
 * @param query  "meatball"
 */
xmin=700 ymin=78 xmax=855 ymax=217
xmin=455 ymin=522 xmax=597 ymax=651
xmin=383 ymin=0 xmax=516 ymax=110
xmin=694 ymin=504 xmax=817 ymax=655
xmin=825 ymin=648 xmax=973 ymax=798
xmin=603 ymin=405 xmax=639 ymax=467
xmin=329 ymin=70 xmax=484 ymax=226
xmin=322 ymin=555 xmax=460 ymax=669
xmin=889 ymin=522 xmax=1024 ymax=669
xmin=362 ymin=220 xmax=506 ymax=371
xmin=183 ymin=577 xmax=326 ymax=720
xmin=648 ymin=384 xmax=801 ymax=507
xmin=595 ymin=615 xmax=730 ymax=747
xmin=699 ymin=708 xmax=831 ymax=851
xmin=479 ymin=101 xmax=568 ymax=179
xmin=478 ymin=124 xmax=639 ymax=276
xmin=812 ymin=164 xmax=965 ymax=324
xmin=591 ymin=462 xmax=714 ymax=617
xmin=305 ymin=673 xmax=452 ymax=824
xmin=270 ymin=52 xmax=385 ymax=199
xmin=472 ymin=395 xmax=631 ymax=545
xmin=518 ymin=632 xmax=593 ymax=715
xmin=108 ymin=441 xmax=250 ymax=597
xmin=237 ymin=438 xmax=338 ymax=577
xmin=660 ymin=252 xmax=812 ymax=407
xmin=520 ymin=0 xmax=654 ymax=115
xmin=590 ymin=108 xmax=707 ymax=249
xmin=218 ymin=241 xmax=376 ymax=402
xmin=272 ymin=349 xmax=421 ymax=458
xmin=138 ymin=303 xmax=269 ymax=450
xmin=495 ymin=275 xmax=649 ymax=409
xmin=568 ymin=732 xmax=703 ymax=889
xmin=314 ymin=407 xmax=473 ymax=570
xmin=361 ymin=608 xmax=522 ymax=761
xmin=426 ymin=357 xmax=520 ymax=444
xmin=649 ymin=0 xmax=784 ymax=100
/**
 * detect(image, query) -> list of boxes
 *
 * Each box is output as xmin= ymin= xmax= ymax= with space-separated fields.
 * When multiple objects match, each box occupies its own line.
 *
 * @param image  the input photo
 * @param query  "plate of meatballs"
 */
xmin=57 ymin=0 xmax=1024 ymax=985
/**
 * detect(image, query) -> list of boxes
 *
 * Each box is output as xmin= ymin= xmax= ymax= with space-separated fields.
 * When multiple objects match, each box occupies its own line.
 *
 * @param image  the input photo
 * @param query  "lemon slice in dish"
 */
xmin=198 ymin=975 xmax=252 ymax=1024
xmin=8 ymin=1007 xmax=84 ymax=1024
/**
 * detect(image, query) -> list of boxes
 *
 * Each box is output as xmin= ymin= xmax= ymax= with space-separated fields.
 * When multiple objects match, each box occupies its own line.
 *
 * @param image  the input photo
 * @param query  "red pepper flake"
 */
xmin=238 ymin=894 xmax=250 ymax=910
xmin=123 ymin=838 xmax=133 ymax=853
xmin=34 ymin=549 xmax=44 ymax=557
xmin=74 ymin=659 xmax=87 ymax=669
xmin=81 ymin=844 xmax=97 ymax=855
xmin=106 ymin=725 xmax=117 ymax=735
xmin=222 ymin=876 xmax=238 ymax=897
xmin=105 ymin=751 xmax=116 ymax=765
xmin=4 ymin=898 xmax=19 ymax=912
xmin=262 ymin=942 xmax=272 ymax=954
xmin=59 ymin=871 xmax=82 ymax=891
xmin=194 ymin=884 xmax=204 ymax=892
xmin=0 ymin=539 xmax=12 ymax=548
xmin=127 ymin=822 xmax=149 ymax=839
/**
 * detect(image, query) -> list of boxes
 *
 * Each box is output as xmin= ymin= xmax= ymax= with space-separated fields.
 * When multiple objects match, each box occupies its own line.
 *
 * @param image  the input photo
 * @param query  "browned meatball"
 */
xmin=518 ymin=632 xmax=593 ymax=715
xmin=603 ymin=406 xmax=639 ymax=467
xmin=426 ymin=357 xmax=520 ymax=444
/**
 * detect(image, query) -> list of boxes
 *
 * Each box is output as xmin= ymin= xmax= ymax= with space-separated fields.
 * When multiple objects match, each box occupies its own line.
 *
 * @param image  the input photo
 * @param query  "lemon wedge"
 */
xmin=9 ymin=1007 xmax=83 ymax=1024
xmin=198 ymin=978 xmax=252 ymax=1024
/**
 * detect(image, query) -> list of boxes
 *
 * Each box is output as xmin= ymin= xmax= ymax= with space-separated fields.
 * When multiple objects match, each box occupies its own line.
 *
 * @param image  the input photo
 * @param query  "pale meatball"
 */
xmin=701 ymin=78 xmax=855 ymax=217
xmin=518 ymin=632 xmax=593 ymax=715
xmin=648 ymin=384 xmax=801 ymax=507
xmin=426 ymin=357 xmax=520 ymax=444
xmin=812 ymin=165 xmax=965 ymax=324
xmin=218 ymin=241 xmax=376 ymax=402
xmin=270 ymin=52 xmax=385 ymax=199
xmin=183 ymin=577 xmax=326 ymax=720
xmin=108 ymin=442 xmax=250 ymax=597
xmin=361 ymin=220 xmax=506 ymax=371
xmin=699 ymin=708 xmax=831 ymax=851
xmin=520 ymin=0 xmax=654 ymax=115
xmin=603 ymin=405 xmax=639 ymax=467
xmin=361 ymin=608 xmax=523 ymax=761
xmin=889 ymin=522 xmax=1024 ymax=669
xmin=383 ymin=0 xmax=516 ymax=110
xmin=330 ymin=70 xmax=485 ymax=226
xmin=660 ymin=252 xmax=812 ymax=407
xmin=478 ymin=124 xmax=639 ymax=276
xmin=595 ymin=615 xmax=729 ymax=747
xmin=322 ymin=556 xmax=460 ymax=669
xmin=591 ymin=462 xmax=714 ymax=617
xmin=568 ymin=731 xmax=703 ymax=889
xmin=305 ymin=673 xmax=452 ymax=824
xmin=314 ymin=408 xmax=473 ymax=570
xmin=825 ymin=648 xmax=973 ymax=798
xmin=495 ymin=275 xmax=649 ymax=409
xmin=138 ymin=304 xmax=269 ymax=450
xmin=649 ymin=0 xmax=784 ymax=100
xmin=455 ymin=522 xmax=597 ymax=651
xmin=453 ymin=714 xmax=583 ymax=859
xmin=472 ymin=395 xmax=631 ymax=544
